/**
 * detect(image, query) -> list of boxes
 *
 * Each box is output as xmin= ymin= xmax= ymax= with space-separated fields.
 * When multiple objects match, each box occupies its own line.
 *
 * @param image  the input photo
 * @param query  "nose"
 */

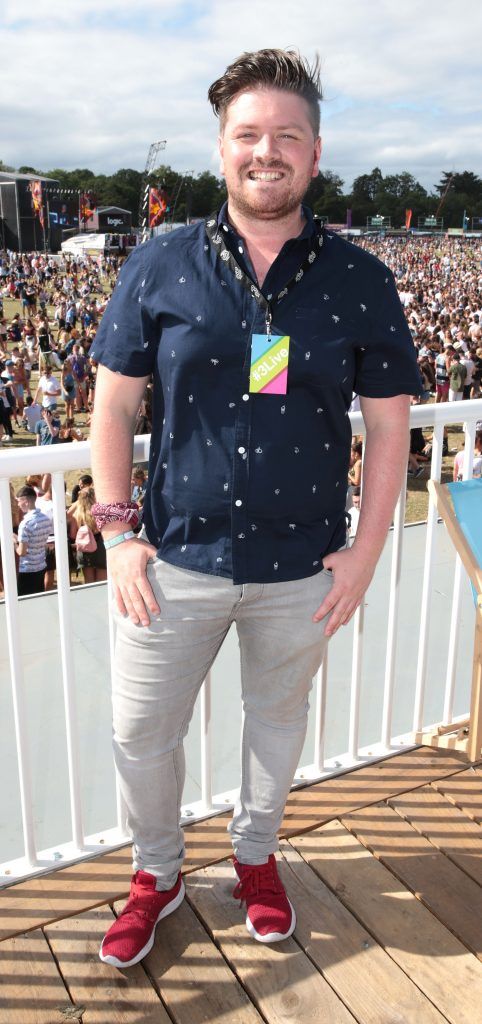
xmin=252 ymin=133 xmax=281 ymax=162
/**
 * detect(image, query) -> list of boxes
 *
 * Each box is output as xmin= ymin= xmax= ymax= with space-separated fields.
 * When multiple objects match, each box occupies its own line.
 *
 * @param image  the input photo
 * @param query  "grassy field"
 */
xmin=2 ymin=295 xmax=467 ymax=522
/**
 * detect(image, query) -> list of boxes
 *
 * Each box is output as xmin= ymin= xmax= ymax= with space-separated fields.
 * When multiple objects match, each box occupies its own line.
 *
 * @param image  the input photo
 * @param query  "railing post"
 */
xmin=314 ymin=653 xmax=328 ymax=772
xmin=0 ymin=479 xmax=37 ymax=868
xmin=200 ymin=671 xmax=213 ymax=811
xmin=413 ymin=422 xmax=444 ymax=732
xmin=51 ymin=471 xmax=84 ymax=852
xmin=381 ymin=484 xmax=407 ymax=748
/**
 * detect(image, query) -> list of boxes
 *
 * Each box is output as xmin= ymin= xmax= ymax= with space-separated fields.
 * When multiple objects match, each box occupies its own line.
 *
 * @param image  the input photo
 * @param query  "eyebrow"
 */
xmin=232 ymin=122 xmax=307 ymax=132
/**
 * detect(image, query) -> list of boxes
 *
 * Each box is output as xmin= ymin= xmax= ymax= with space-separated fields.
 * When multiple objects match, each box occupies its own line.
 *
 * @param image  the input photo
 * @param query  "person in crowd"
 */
xmin=61 ymin=356 xmax=77 ymax=419
xmin=14 ymin=485 xmax=51 ymax=596
xmin=448 ymin=350 xmax=466 ymax=402
xmin=69 ymin=485 xmax=107 ymax=584
xmin=453 ymin=430 xmax=482 ymax=481
xmin=33 ymin=365 xmax=61 ymax=411
xmin=70 ymin=473 xmax=93 ymax=505
xmin=131 ymin=468 xmax=147 ymax=502
xmin=35 ymin=406 xmax=61 ymax=445
xmin=22 ymin=394 xmax=42 ymax=433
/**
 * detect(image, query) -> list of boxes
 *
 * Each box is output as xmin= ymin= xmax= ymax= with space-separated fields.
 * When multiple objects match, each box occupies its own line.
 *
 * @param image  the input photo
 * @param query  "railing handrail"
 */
xmin=1 ymin=398 xmax=481 ymax=480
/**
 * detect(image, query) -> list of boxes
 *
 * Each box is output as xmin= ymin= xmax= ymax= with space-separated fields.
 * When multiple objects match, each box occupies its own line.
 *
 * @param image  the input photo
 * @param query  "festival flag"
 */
xmin=149 ymin=187 xmax=169 ymax=227
xmin=346 ymin=208 xmax=352 ymax=229
xmin=31 ymin=180 xmax=45 ymax=230
xmin=80 ymin=192 xmax=97 ymax=222
xmin=405 ymin=208 xmax=413 ymax=230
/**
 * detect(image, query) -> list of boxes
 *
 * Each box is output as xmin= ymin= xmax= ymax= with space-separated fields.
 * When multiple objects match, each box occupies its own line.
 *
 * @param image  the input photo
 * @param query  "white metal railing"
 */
xmin=1 ymin=400 xmax=481 ymax=885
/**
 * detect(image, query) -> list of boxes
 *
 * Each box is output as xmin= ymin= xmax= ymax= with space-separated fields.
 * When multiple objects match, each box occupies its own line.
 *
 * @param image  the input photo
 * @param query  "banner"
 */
xmin=405 ymin=208 xmax=413 ymax=230
xmin=31 ymin=180 xmax=45 ymax=230
xmin=149 ymin=187 xmax=169 ymax=228
xmin=80 ymin=192 xmax=97 ymax=223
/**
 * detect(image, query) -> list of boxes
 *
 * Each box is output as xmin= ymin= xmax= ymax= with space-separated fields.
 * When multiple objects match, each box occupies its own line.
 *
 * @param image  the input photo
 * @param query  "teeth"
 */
xmin=249 ymin=172 xmax=282 ymax=181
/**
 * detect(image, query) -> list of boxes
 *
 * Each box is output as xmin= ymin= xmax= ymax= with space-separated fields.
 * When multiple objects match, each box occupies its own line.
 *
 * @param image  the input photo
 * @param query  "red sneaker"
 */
xmin=232 ymin=854 xmax=296 ymax=942
xmin=99 ymin=870 xmax=185 ymax=968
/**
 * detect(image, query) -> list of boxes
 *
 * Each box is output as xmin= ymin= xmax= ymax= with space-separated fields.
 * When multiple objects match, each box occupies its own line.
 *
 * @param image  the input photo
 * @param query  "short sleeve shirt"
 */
xmin=91 ymin=204 xmax=421 ymax=584
xmin=18 ymin=508 xmax=51 ymax=572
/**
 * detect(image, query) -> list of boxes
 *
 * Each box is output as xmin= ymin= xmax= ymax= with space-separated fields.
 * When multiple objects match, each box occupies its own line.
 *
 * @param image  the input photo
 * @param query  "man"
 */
xmin=15 ymin=486 xmax=51 ymax=596
xmin=35 ymin=406 xmax=61 ymax=445
xmin=90 ymin=48 xmax=421 ymax=969
xmin=435 ymin=343 xmax=451 ymax=403
xmin=33 ymin=365 xmax=61 ymax=411
xmin=448 ymin=350 xmax=466 ymax=402
xmin=22 ymin=394 xmax=42 ymax=434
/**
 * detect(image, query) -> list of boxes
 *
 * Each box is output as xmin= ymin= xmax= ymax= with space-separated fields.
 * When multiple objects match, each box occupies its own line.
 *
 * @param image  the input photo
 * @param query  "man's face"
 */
xmin=218 ymin=87 xmax=321 ymax=221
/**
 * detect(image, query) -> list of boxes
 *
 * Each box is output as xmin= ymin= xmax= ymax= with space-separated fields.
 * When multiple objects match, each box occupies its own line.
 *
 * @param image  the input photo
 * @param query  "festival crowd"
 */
xmin=0 ymin=232 xmax=481 ymax=595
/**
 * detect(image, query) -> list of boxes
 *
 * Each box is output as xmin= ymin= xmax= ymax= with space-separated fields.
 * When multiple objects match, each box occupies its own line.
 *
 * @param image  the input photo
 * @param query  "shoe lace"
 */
xmin=118 ymin=885 xmax=160 ymax=925
xmin=233 ymin=860 xmax=283 ymax=904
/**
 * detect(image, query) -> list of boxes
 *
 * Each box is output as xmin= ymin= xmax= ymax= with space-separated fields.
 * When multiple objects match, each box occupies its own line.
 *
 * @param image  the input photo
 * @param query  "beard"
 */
xmin=225 ymin=162 xmax=313 ymax=221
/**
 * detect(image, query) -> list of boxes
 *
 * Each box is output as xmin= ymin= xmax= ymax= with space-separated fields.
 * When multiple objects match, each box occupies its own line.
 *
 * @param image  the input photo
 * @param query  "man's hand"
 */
xmin=107 ymin=538 xmax=160 ymax=626
xmin=312 ymin=546 xmax=375 ymax=636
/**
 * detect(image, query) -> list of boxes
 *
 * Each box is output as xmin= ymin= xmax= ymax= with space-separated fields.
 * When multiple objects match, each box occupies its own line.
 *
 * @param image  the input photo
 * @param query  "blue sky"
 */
xmin=1 ymin=0 xmax=481 ymax=193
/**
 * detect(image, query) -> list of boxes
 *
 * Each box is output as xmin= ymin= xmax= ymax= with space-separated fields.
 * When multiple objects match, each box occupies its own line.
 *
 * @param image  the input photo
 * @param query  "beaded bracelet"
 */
xmin=92 ymin=501 xmax=140 ymax=530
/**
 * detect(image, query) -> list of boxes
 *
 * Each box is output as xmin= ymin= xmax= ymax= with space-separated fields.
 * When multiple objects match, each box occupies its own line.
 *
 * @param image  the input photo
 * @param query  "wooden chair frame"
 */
xmin=415 ymin=480 xmax=482 ymax=763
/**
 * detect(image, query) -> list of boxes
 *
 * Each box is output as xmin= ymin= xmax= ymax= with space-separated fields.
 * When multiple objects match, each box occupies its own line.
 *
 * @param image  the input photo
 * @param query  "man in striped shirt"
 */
xmin=15 ymin=486 xmax=52 ymax=596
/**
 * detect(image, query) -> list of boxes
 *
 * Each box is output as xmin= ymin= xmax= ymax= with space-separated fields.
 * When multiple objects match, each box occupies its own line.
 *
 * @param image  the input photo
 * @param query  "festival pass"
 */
xmin=249 ymin=334 xmax=290 ymax=395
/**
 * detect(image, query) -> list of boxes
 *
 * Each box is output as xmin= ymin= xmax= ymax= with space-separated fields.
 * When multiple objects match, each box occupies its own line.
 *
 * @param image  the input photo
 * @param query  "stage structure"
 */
xmin=138 ymin=140 xmax=167 ymax=243
xmin=366 ymin=214 xmax=391 ymax=231
xmin=417 ymin=215 xmax=444 ymax=233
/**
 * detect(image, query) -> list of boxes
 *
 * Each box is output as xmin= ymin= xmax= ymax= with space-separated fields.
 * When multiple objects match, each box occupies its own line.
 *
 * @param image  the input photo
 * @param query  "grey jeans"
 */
xmin=112 ymin=558 xmax=333 ymax=889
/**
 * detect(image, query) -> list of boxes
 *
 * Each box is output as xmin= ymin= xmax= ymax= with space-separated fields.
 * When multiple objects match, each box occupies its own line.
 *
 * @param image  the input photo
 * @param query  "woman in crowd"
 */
xmin=68 ymin=486 xmax=107 ymax=585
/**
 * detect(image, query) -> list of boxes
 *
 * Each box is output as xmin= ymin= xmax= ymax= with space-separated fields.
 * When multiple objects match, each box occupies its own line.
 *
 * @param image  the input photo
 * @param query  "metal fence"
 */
xmin=1 ymin=398 xmax=481 ymax=884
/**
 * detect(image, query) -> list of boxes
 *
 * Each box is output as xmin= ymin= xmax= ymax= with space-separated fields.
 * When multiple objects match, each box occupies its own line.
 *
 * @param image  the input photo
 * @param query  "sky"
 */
xmin=1 ymin=0 xmax=481 ymax=194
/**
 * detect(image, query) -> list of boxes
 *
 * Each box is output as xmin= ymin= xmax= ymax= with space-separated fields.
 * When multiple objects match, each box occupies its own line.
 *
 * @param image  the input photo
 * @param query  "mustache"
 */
xmin=241 ymin=162 xmax=291 ymax=174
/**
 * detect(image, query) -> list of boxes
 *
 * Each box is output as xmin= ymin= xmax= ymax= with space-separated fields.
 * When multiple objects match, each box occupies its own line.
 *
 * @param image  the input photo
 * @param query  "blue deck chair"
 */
xmin=427 ymin=479 xmax=482 ymax=762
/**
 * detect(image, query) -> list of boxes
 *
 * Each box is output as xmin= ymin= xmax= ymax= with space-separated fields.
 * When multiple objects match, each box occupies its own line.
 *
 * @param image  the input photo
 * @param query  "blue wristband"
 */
xmin=104 ymin=530 xmax=137 ymax=550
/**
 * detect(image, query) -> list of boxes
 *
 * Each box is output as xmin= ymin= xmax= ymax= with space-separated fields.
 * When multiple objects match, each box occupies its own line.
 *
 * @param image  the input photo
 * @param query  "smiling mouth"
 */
xmin=247 ymin=171 xmax=284 ymax=181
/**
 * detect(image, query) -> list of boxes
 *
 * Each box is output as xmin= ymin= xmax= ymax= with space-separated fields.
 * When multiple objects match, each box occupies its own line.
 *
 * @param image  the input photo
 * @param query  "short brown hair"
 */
xmin=208 ymin=48 xmax=322 ymax=136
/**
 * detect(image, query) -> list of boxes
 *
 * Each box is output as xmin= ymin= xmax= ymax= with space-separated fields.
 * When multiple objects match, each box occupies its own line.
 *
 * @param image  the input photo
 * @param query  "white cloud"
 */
xmin=0 ymin=0 xmax=480 ymax=191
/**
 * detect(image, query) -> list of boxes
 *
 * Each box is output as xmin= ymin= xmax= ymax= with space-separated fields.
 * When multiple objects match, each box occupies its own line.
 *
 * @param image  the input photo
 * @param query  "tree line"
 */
xmin=2 ymin=160 xmax=481 ymax=228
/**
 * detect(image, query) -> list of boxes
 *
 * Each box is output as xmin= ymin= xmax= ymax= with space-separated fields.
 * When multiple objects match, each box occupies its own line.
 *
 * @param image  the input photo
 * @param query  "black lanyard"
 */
xmin=205 ymin=212 xmax=324 ymax=334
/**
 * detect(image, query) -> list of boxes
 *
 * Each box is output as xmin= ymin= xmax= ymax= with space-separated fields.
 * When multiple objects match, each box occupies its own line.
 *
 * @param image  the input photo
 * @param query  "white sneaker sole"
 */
xmin=99 ymin=878 xmax=185 ymax=968
xmin=245 ymin=899 xmax=296 ymax=943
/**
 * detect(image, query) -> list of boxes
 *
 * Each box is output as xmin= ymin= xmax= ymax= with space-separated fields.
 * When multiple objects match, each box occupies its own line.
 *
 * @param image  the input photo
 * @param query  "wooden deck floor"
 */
xmin=1 ymin=747 xmax=482 ymax=1024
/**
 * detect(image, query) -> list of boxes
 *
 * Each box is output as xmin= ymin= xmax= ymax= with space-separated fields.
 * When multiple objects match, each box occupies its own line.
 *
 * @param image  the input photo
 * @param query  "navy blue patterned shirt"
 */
xmin=91 ymin=204 xmax=421 ymax=584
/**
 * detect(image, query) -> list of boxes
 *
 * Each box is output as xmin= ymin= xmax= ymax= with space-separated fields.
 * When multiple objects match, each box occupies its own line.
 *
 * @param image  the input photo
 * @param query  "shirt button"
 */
xmin=242 ymin=394 xmax=249 ymax=401
xmin=238 ymin=446 xmax=246 ymax=454
xmin=235 ymin=499 xmax=243 ymax=507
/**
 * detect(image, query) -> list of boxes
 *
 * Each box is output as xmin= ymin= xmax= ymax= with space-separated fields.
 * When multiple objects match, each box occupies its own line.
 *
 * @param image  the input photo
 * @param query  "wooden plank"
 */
xmin=434 ymin=766 xmax=482 ymax=824
xmin=0 ymin=928 xmax=75 ymax=1024
xmin=388 ymin=788 xmax=482 ymax=888
xmin=278 ymin=843 xmax=446 ymax=1024
xmin=290 ymin=820 xmax=482 ymax=1024
xmin=0 ymin=747 xmax=472 ymax=941
xmin=186 ymin=860 xmax=356 ymax=1024
xmin=280 ymin=747 xmax=471 ymax=837
xmin=45 ymin=906 xmax=171 ymax=1024
xmin=112 ymin=896 xmax=263 ymax=1024
xmin=341 ymin=800 xmax=482 ymax=958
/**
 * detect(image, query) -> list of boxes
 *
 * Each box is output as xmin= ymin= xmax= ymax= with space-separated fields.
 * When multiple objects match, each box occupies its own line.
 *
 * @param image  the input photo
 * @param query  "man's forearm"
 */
xmin=90 ymin=408 xmax=137 ymax=510
xmin=351 ymin=424 xmax=409 ymax=566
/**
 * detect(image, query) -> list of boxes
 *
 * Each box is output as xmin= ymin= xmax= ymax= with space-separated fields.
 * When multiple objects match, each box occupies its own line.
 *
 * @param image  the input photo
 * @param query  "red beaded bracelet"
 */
xmin=91 ymin=501 xmax=140 ymax=530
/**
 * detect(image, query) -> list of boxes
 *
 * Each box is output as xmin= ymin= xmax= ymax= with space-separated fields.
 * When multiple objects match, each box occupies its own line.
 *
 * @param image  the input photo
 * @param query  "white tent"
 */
xmin=61 ymin=233 xmax=106 ymax=256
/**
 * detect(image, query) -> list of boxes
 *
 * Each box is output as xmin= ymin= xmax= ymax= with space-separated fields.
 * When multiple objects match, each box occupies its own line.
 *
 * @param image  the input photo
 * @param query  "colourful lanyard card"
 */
xmin=249 ymin=334 xmax=290 ymax=395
